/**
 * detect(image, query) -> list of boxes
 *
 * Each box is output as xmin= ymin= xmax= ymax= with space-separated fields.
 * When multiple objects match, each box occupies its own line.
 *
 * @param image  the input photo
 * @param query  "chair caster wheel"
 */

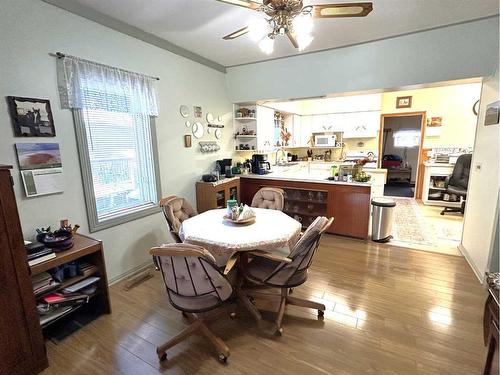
xmin=275 ymin=327 xmax=283 ymax=336
xmin=230 ymin=312 xmax=236 ymax=319
xmin=159 ymin=353 xmax=167 ymax=362
xmin=318 ymin=310 xmax=324 ymax=318
xmin=218 ymin=354 xmax=228 ymax=363
xmin=440 ymin=211 xmax=445 ymax=215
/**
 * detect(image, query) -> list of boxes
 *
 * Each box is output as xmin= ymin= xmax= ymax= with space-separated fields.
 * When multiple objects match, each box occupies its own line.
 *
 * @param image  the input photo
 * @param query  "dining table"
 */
xmin=179 ymin=208 xmax=302 ymax=268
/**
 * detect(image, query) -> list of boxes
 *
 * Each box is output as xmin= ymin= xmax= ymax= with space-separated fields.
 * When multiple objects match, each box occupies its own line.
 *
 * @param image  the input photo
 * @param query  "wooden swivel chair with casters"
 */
xmin=240 ymin=216 xmax=334 ymax=335
xmin=251 ymin=187 xmax=285 ymax=211
xmin=150 ymin=243 xmax=234 ymax=363
xmin=155 ymin=196 xmax=197 ymax=269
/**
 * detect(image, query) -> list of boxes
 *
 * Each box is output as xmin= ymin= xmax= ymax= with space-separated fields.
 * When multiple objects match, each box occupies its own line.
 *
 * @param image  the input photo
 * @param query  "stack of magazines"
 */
xmin=32 ymin=272 xmax=59 ymax=295
xmin=37 ymin=276 xmax=100 ymax=326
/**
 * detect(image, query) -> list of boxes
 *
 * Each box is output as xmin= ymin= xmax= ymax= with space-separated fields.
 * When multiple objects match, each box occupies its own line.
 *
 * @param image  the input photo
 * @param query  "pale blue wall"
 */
xmin=226 ymin=16 xmax=499 ymax=103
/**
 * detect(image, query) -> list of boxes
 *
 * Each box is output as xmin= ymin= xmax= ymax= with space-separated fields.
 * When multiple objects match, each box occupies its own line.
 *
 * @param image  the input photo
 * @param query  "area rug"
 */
xmin=392 ymin=198 xmax=434 ymax=246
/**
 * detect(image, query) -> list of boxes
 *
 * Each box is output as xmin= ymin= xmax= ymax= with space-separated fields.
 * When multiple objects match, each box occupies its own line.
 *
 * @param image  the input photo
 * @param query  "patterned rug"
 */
xmin=392 ymin=198 xmax=433 ymax=245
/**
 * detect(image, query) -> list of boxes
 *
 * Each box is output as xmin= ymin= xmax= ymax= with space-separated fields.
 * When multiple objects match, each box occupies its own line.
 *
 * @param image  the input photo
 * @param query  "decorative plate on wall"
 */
xmin=215 ymin=128 xmax=222 ymax=140
xmin=192 ymin=122 xmax=204 ymax=139
xmin=185 ymin=120 xmax=191 ymax=128
xmin=206 ymin=112 xmax=214 ymax=123
xmin=180 ymin=105 xmax=189 ymax=118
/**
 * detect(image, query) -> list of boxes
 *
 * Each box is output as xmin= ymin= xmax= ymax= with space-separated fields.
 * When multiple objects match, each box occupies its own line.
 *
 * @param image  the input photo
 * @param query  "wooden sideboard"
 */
xmin=240 ymin=177 xmax=371 ymax=239
xmin=196 ymin=177 xmax=240 ymax=213
xmin=0 ymin=166 xmax=48 ymax=375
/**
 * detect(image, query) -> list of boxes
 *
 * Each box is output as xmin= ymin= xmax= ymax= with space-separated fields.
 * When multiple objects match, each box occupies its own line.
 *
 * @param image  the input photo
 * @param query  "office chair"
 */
xmin=251 ymin=187 xmax=285 ymax=211
xmin=441 ymin=153 xmax=472 ymax=215
xmin=150 ymin=243 xmax=234 ymax=363
xmin=239 ymin=216 xmax=334 ymax=335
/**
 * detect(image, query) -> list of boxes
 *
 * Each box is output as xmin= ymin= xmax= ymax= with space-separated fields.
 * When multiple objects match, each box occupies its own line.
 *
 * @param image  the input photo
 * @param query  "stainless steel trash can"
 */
xmin=371 ymin=197 xmax=396 ymax=242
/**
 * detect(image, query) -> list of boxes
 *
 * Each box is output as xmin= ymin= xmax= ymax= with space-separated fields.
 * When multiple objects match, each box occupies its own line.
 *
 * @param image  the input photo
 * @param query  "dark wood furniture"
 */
xmin=483 ymin=276 xmax=499 ymax=375
xmin=196 ymin=177 xmax=240 ymax=213
xmin=240 ymin=176 xmax=371 ymax=239
xmin=31 ymin=234 xmax=112 ymax=325
xmin=0 ymin=165 xmax=48 ymax=375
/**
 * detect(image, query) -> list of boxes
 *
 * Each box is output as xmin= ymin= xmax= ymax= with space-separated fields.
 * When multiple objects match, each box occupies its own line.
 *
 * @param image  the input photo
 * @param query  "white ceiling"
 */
xmin=55 ymin=0 xmax=498 ymax=67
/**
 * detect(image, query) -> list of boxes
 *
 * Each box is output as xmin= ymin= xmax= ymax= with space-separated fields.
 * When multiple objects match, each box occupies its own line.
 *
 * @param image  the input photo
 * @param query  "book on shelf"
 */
xmin=42 ymin=292 xmax=89 ymax=306
xmin=62 ymin=276 xmax=100 ymax=294
xmin=32 ymin=272 xmax=59 ymax=294
xmin=26 ymin=241 xmax=56 ymax=267
xmin=39 ymin=306 xmax=74 ymax=326
xmin=28 ymin=252 xmax=56 ymax=267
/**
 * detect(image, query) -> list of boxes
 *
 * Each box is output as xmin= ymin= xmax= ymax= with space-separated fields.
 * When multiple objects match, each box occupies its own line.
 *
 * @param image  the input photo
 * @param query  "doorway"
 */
xmin=379 ymin=113 xmax=425 ymax=198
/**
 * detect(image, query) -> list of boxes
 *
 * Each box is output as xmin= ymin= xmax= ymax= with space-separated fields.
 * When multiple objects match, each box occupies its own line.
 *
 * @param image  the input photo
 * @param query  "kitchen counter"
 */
xmin=239 ymin=171 xmax=372 ymax=240
xmin=240 ymin=172 xmax=371 ymax=187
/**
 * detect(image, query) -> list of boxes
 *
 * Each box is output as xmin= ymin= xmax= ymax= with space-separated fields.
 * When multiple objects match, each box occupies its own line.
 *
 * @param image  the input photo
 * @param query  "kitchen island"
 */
xmin=240 ymin=171 xmax=372 ymax=240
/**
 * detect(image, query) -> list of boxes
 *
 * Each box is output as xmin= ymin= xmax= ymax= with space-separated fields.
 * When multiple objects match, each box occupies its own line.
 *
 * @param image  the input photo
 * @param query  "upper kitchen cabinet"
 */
xmin=342 ymin=111 xmax=381 ymax=138
xmin=256 ymin=105 xmax=276 ymax=151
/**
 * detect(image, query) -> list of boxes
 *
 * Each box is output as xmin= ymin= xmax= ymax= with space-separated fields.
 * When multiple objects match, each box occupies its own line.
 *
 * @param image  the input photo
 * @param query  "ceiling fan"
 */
xmin=217 ymin=0 xmax=373 ymax=54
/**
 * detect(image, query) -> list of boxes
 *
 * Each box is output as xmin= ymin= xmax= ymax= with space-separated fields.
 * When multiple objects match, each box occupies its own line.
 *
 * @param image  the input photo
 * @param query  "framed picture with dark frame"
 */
xmin=396 ymin=96 xmax=412 ymax=109
xmin=7 ymin=96 xmax=56 ymax=137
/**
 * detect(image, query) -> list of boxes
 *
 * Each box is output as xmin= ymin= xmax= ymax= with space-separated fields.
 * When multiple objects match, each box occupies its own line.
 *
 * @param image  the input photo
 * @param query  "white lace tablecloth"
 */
xmin=179 ymin=208 xmax=302 ymax=266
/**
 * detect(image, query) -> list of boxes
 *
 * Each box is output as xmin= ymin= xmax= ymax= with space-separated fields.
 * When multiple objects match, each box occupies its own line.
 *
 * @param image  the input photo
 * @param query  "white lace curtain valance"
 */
xmin=57 ymin=55 xmax=159 ymax=116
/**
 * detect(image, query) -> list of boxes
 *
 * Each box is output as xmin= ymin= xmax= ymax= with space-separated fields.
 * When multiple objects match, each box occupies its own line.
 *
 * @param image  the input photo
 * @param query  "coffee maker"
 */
xmin=251 ymin=154 xmax=271 ymax=174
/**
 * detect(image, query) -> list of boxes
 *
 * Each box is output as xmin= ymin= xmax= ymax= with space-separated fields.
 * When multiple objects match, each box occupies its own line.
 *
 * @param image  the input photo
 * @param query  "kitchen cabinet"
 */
xmin=256 ymin=105 xmax=276 ymax=151
xmin=240 ymin=176 xmax=371 ymax=239
xmin=299 ymin=115 xmax=312 ymax=147
xmin=290 ymin=114 xmax=301 ymax=147
xmin=342 ymin=111 xmax=380 ymax=138
xmin=196 ymin=177 xmax=240 ymax=213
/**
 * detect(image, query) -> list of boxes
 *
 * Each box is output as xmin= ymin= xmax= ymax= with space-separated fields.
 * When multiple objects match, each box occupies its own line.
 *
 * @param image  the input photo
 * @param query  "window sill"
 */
xmin=89 ymin=205 xmax=161 ymax=233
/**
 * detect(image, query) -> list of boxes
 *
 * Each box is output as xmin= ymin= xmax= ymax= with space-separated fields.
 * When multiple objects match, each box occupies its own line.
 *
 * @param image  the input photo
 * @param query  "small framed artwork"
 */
xmin=184 ymin=135 xmax=192 ymax=148
xmin=484 ymin=101 xmax=500 ymax=126
xmin=193 ymin=106 xmax=202 ymax=118
xmin=396 ymin=96 xmax=412 ymax=109
xmin=7 ymin=96 xmax=56 ymax=137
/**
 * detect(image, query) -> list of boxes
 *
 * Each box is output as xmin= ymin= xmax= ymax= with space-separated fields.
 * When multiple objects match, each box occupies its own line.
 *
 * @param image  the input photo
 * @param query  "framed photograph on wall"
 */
xmin=193 ymin=106 xmax=202 ymax=118
xmin=7 ymin=96 xmax=56 ymax=137
xmin=484 ymin=101 xmax=500 ymax=126
xmin=396 ymin=96 xmax=412 ymax=109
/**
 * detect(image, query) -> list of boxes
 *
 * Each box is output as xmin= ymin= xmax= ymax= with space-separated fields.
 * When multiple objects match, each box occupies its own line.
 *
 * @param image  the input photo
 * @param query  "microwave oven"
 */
xmin=314 ymin=133 xmax=337 ymax=147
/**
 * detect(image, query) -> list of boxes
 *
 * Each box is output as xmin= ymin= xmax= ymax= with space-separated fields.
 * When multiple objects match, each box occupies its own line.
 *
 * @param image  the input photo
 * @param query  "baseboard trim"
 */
xmin=458 ymin=244 xmax=484 ymax=284
xmin=108 ymin=260 xmax=154 ymax=285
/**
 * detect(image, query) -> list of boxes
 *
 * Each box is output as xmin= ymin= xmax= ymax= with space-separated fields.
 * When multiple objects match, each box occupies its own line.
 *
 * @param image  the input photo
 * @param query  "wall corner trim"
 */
xmin=41 ymin=0 xmax=227 ymax=73
xmin=458 ymin=243 xmax=484 ymax=284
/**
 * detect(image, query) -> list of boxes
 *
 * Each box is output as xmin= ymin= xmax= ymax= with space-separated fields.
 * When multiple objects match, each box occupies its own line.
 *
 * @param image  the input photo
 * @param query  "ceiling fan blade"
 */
xmin=223 ymin=26 xmax=250 ymax=40
xmin=216 ymin=0 xmax=261 ymax=10
xmin=286 ymin=31 xmax=299 ymax=49
xmin=313 ymin=2 xmax=373 ymax=18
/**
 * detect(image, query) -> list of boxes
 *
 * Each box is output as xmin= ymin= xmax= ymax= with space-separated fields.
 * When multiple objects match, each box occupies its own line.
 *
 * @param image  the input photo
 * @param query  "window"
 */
xmin=74 ymin=108 xmax=160 ymax=231
xmin=393 ymin=129 xmax=421 ymax=148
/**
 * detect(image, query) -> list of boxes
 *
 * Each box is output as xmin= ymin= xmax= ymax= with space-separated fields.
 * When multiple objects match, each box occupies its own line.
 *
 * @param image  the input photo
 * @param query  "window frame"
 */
xmin=73 ymin=109 xmax=162 ymax=232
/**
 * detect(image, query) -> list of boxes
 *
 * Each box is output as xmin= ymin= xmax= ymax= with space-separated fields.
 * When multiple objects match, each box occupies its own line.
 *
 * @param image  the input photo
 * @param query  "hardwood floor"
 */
xmin=40 ymin=236 xmax=487 ymax=375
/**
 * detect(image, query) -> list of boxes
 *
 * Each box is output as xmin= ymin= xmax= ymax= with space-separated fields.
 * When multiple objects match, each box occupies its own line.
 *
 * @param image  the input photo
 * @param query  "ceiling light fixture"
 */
xmin=220 ymin=1 xmax=373 ymax=55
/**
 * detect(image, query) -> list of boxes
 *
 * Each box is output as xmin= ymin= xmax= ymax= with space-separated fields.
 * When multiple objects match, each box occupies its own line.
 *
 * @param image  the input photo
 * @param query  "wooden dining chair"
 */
xmin=155 ymin=196 xmax=197 ymax=270
xmin=239 ymin=216 xmax=334 ymax=335
xmin=251 ymin=187 xmax=285 ymax=211
xmin=150 ymin=243 xmax=234 ymax=363
xmin=159 ymin=195 xmax=198 ymax=243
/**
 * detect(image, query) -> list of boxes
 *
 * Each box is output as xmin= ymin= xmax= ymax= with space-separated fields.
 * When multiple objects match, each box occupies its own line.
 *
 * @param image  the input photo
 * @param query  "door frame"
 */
xmin=378 ymin=111 xmax=427 ymax=199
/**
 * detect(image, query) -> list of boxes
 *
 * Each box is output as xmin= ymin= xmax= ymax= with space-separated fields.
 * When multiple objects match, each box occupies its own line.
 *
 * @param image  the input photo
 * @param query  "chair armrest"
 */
xmin=248 ymin=250 xmax=292 ymax=264
xmin=223 ymin=253 xmax=239 ymax=275
xmin=444 ymin=175 xmax=451 ymax=189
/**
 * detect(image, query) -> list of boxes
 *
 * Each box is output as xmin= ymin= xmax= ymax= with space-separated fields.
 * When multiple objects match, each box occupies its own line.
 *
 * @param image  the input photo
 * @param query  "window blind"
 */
xmin=80 ymin=107 xmax=158 ymax=222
